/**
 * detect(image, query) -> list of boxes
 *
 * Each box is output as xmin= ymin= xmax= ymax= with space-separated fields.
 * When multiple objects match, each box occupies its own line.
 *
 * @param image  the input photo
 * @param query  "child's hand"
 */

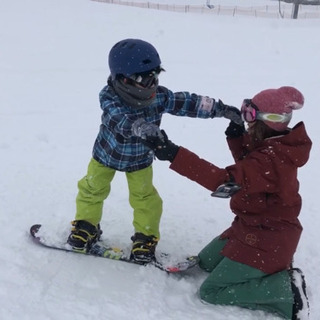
xmin=132 ymin=119 xmax=164 ymax=140
xmin=214 ymin=100 xmax=243 ymax=125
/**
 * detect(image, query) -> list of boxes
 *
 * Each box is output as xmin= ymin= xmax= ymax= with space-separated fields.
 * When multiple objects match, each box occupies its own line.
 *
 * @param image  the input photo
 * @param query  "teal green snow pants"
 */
xmin=75 ymin=158 xmax=162 ymax=238
xmin=198 ymin=237 xmax=294 ymax=319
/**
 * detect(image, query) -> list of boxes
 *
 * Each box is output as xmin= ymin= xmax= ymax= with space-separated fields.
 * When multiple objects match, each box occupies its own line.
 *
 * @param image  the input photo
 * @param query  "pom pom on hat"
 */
xmin=251 ymin=86 xmax=304 ymax=131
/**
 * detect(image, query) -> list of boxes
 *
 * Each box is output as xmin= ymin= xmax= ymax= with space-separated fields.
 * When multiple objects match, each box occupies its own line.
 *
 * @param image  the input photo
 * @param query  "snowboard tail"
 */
xmin=30 ymin=224 xmax=199 ymax=273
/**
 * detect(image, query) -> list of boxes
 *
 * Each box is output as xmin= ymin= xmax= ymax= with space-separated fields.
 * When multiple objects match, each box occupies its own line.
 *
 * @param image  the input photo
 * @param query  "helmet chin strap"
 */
xmin=112 ymin=78 xmax=158 ymax=109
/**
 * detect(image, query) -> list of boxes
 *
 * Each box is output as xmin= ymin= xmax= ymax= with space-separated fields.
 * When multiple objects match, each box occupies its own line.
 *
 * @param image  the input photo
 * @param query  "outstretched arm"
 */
xmin=169 ymin=146 xmax=230 ymax=192
xmin=140 ymin=130 xmax=230 ymax=192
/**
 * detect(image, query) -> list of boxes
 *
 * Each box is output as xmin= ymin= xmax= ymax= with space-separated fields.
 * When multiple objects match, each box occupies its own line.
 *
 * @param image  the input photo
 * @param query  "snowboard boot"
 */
xmin=130 ymin=232 xmax=158 ymax=263
xmin=67 ymin=220 xmax=102 ymax=253
xmin=289 ymin=268 xmax=310 ymax=320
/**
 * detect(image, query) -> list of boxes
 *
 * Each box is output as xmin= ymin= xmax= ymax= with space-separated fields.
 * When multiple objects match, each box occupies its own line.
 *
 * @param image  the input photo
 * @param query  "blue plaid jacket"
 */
xmin=92 ymin=84 xmax=217 ymax=172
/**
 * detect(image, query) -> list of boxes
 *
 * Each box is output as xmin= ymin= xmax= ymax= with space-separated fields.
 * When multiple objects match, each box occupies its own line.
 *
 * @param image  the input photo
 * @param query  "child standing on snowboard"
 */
xmin=67 ymin=38 xmax=242 ymax=263
xmin=142 ymin=86 xmax=311 ymax=319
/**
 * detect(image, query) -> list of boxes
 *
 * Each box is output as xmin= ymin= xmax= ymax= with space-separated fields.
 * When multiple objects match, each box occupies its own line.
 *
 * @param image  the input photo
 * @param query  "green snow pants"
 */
xmin=198 ymin=237 xmax=294 ymax=319
xmin=75 ymin=158 xmax=162 ymax=238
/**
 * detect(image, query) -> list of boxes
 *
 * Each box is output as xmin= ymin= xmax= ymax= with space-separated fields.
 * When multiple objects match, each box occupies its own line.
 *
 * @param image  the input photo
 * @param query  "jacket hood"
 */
xmin=264 ymin=122 xmax=312 ymax=168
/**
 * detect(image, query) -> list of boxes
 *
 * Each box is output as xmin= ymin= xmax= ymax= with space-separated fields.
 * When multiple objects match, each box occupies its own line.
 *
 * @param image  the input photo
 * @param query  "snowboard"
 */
xmin=30 ymin=224 xmax=199 ymax=273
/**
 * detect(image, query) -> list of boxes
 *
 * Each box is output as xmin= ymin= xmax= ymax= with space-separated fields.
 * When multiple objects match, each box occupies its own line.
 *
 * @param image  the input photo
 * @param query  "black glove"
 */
xmin=214 ymin=100 xmax=243 ymax=125
xmin=141 ymin=130 xmax=179 ymax=162
xmin=225 ymin=120 xmax=246 ymax=138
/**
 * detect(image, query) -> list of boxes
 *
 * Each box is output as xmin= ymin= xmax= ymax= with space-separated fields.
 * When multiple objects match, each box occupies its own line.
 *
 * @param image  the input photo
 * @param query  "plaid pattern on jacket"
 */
xmin=92 ymin=84 xmax=216 ymax=172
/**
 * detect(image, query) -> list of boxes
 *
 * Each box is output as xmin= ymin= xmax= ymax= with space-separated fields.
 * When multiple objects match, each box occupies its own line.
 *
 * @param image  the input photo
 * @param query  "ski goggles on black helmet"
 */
xmin=128 ymin=66 xmax=164 ymax=88
xmin=241 ymin=99 xmax=292 ymax=123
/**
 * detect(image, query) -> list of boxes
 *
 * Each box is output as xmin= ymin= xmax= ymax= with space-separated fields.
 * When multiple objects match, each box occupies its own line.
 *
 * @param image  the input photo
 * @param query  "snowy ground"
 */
xmin=1 ymin=0 xmax=320 ymax=319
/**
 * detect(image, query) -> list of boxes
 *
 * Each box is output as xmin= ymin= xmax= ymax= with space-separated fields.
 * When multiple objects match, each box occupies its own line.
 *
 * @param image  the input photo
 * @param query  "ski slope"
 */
xmin=1 ymin=0 xmax=320 ymax=319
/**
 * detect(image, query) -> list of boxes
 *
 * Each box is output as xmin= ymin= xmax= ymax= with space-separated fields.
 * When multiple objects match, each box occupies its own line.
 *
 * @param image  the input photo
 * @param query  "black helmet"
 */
xmin=108 ymin=39 xmax=161 ymax=80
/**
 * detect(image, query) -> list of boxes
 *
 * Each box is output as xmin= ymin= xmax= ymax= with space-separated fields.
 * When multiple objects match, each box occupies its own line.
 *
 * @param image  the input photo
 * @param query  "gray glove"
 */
xmin=211 ymin=182 xmax=241 ymax=198
xmin=132 ymin=118 xmax=164 ymax=140
xmin=214 ymin=100 xmax=243 ymax=125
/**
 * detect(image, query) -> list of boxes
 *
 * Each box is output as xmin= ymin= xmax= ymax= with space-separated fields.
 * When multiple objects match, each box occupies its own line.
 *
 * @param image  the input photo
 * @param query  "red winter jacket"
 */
xmin=170 ymin=122 xmax=312 ymax=274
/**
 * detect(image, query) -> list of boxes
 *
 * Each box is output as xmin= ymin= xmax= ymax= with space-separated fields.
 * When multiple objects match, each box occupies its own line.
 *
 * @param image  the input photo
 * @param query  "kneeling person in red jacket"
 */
xmin=142 ymin=86 xmax=312 ymax=320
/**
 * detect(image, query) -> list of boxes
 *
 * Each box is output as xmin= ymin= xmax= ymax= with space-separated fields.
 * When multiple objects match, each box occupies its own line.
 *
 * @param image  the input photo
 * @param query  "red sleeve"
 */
xmin=227 ymin=134 xmax=251 ymax=162
xmin=169 ymin=146 xmax=229 ymax=192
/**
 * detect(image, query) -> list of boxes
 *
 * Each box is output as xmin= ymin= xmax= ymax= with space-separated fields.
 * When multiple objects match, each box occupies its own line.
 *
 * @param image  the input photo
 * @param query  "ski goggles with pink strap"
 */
xmin=241 ymin=99 xmax=292 ymax=123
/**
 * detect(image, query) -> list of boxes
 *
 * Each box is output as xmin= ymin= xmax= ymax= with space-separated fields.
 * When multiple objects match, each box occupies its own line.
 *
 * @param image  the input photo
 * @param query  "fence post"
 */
xmin=292 ymin=0 xmax=300 ymax=19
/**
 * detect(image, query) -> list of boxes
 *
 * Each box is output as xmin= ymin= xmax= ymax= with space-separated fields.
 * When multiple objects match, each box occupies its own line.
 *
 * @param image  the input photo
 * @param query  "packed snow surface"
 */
xmin=1 ymin=0 xmax=320 ymax=319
